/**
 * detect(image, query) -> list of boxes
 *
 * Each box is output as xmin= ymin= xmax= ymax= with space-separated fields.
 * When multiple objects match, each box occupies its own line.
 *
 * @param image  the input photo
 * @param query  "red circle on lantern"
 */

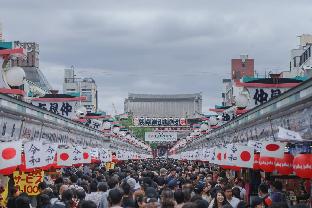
xmin=60 ymin=153 xmax=69 ymax=161
xmin=83 ymin=153 xmax=89 ymax=159
xmin=240 ymin=151 xmax=251 ymax=161
xmin=217 ymin=153 xmax=222 ymax=160
xmin=259 ymin=156 xmax=275 ymax=172
xmin=2 ymin=148 xmax=16 ymax=160
xmin=293 ymin=154 xmax=312 ymax=179
xmin=266 ymin=144 xmax=280 ymax=151
xmin=275 ymin=153 xmax=293 ymax=175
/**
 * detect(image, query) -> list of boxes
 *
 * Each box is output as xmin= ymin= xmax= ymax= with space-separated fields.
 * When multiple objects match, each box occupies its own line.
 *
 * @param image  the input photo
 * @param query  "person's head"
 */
xmin=145 ymin=198 xmax=159 ymax=208
xmin=40 ymin=194 xmax=51 ymax=205
xmin=10 ymin=187 xmax=20 ymax=197
xmin=61 ymin=189 xmax=73 ymax=202
xmin=108 ymin=188 xmax=123 ymax=206
xmin=174 ymin=190 xmax=185 ymax=205
xmin=215 ymin=191 xmax=226 ymax=205
xmin=251 ymin=197 xmax=264 ymax=208
xmin=121 ymin=181 xmax=131 ymax=195
xmin=161 ymin=188 xmax=174 ymax=201
xmin=15 ymin=196 xmax=30 ymax=208
xmin=97 ymin=182 xmax=108 ymax=192
xmin=271 ymin=181 xmax=283 ymax=192
xmin=70 ymin=175 xmax=78 ymax=184
xmin=195 ymin=199 xmax=209 ymax=208
xmin=232 ymin=187 xmax=241 ymax=199
xmin=168 ymin=179 xmax=178 ymax=191
xmin=223 ymin=185 xmax=233 ymax=200
xmin=194 ymin=181 xmax=205 ymax=195
xmin=80 ymin=200 xmax=97 ymax=208
xmin=38 ymin=182 xmax=47 ymax=192
xmin=182 ymin=188 xmax=192 ymax=202
xmin=258 ymin=183 xmax=269 ymax=197
xmin=146 ymin=187 xmax=158 ymax=199
xmin=160 ymin=168 xmax=167 ymax=176
xmin=219 ymin=178 xmax=227 ymax=189
xmin=182 ymin=202 xmax=198 ymax=208
xmin=203 ymin=182 xmax=213 ymax=193
xmin=134 ymin=190 xmax=145 ymax=208
xmin=170 ymin=168 xmax=177 ymax=176
xmin=59 ymin=184 xmax=69 ymax=196
xmin=206 ymin=175 xmax=213 ymax=183
xmin=107 ymin=177 xmax=119 ymax=189
xmin=234 ymin=177 xmax=244 ymax=187
xmin=89 ymin=181 xmax=98 ymax=192
xmin=76 ymin=189 xmax=86 ymax=201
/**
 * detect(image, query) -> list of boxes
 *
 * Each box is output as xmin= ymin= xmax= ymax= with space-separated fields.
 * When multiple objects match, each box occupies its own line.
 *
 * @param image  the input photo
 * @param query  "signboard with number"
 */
xmin=13 ymin=170 xmax=44 ymax=196
xmin=145 ymin=132 xmax=178 ymax=142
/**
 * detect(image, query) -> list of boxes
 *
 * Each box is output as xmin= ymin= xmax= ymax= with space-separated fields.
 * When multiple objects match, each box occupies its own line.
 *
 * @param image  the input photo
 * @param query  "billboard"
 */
xmin=145 ymin=132 xmax=178 ymax=142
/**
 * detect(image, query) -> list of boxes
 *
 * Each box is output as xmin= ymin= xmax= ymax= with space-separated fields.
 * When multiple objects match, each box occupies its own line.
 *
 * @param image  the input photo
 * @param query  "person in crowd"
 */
xmin=174 ymin=189 xmax=185 ymax=208
xmin=121 ymin=181 xmax=135 ymax=207
xmin=224 ymin=185 xmax=240 ymax=208
xmin=251 ymin=197 xmax=264 ymax=208
xmin=79 ymin=200 xmax=97 ymax=208
xmin=40 ymin=194 xmax=52 ymax=208
xmin=234 ymin=178 xmax=246 ymax=201
xmin=258 ymin=183 xmax=273 ymax=207
xmin=270 ymin=181 xmax=287 ymax=203
xmin=208 ymin=190 xmax=230 ymax=208
xmin=15 ymin=195 xmax=31 ymax=208
xmin=7 ymin=187 xmax=19 ymax=208
xmin=52 ymin=189 xmax=76 ymax=208
xmin=85 ymin=181 xmax=107 ymax=207
xmin=108 ymin=188 xmax=123 ymax=208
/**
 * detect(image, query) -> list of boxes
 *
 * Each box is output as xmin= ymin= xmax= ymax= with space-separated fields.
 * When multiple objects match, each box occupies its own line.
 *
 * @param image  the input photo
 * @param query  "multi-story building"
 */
xmin=63 ymin=68 xmax=98 ymax=113
xmin=10 ymin=41 xmax=52 ymax=93
xmin=231 ymin=55 xmax=254 ymax=81
xmin=283 ymin=34 xmax=312 ymax=78
xmin=124 ymin=93 xmax=202 ymax=119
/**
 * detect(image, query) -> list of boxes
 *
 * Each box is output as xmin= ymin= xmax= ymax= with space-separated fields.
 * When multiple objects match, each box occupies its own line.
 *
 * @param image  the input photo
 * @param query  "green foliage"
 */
xmin=119 ymin=116 xmax=153 ymax=140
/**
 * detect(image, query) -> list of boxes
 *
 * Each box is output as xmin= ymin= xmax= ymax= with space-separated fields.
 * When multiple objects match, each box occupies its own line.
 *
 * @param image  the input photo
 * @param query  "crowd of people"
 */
xmin=2 ymin=159 xmax=310 ymax=208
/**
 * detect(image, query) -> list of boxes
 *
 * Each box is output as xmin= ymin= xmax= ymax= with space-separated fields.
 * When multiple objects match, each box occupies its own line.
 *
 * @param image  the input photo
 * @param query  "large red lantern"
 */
xmin=293 ymin=154 xmax=312 ymax=179
xmin=275 ymin=153 xmax=293 ymax=175
xmin=253 ymin=153 xmax=260 ymax=170
xmin=259 ymin=156 xmax=275 ymax=172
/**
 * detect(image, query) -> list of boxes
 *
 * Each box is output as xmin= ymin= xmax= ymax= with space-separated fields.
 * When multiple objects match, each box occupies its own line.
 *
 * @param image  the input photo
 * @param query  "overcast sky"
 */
xmin=1 ymin=0 xmax=311 ymax=115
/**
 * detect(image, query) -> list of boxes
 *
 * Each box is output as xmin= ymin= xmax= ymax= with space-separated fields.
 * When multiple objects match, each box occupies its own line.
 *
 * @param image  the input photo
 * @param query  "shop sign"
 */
xmin=133 ymin=117 xmax=187 ymax=126
xmin=13 ymin=170 xmax=44 ymax=196
xmin=145 ymin=132 xmax=177 ymax=142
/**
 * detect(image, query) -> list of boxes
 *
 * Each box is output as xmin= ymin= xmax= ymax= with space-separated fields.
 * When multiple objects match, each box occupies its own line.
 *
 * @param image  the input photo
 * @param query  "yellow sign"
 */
xmin=105 ymin=162 xmax=115 ymax=170
xmin=13 ymin=170 xmax=44 ymax=196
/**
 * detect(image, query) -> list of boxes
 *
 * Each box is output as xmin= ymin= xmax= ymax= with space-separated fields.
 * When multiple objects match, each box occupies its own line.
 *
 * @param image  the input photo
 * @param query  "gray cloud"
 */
xmin=1 ymin=0 xmax=312 ymax=114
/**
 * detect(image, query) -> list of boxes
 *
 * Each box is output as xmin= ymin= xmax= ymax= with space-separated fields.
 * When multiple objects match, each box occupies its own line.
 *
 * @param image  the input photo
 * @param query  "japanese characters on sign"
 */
xmin=0 ymin=117 xmax=22 ymax=141
xmin=13 ymin=170 xmax=44 ymax=196
xmin=133 ymin=117 xmax=188 ymax=126
xmin=145 ymin=132 xmax=178 ymax=142
xmin=20 ymin=123 xmax=41 ymax=141
xmin=99 ymin=149 xmax=112 ymax=162
xmin=249 ymin=88 xmax=287 ymax=108
xmin=32 ymin=100 xmax=79 ymax=119
xmin=226 ymin=144 xmax=254 ymax=168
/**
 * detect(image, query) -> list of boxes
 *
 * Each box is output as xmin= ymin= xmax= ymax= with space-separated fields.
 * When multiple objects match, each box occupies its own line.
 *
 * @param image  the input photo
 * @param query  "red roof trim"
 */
xmin=32 ymin=96 xmax=86 ymax=102
xmin=209 ymin=108 xmax=248 ymax=114
xmin=0 ymin=48 xmax=24 ymax=56
xmin=235 ymin=81 xmax=300 ymax=88
xmin=0 ymin=88 xmax=25 ymax=95
xmin=84 ymin=115 xmax=109 ymax=119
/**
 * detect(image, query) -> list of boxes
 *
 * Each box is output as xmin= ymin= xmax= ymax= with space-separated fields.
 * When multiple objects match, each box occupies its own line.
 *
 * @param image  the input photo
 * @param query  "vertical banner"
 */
xmin=226 ymin=144 xmax=254 ymax=168
xmin=99 ymin=149 xmax=112 ymax=162
xmin=57 ymin=147 xmax=74 ymax=167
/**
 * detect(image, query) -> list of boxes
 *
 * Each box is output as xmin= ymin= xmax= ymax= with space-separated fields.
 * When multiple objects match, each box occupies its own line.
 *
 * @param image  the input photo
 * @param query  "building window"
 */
xmin=293 ymin=57 xmax=297 ymax=67
xmin=242 ymin=62 xmax=246 ymax=67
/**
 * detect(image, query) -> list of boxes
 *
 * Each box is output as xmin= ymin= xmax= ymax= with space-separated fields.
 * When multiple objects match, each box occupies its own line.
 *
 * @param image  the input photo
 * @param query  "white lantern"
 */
xmin=235 ymin=94 xmax=249 ymax=108
xmin=75 ymin=106 xmax=87 ymax=118
xmin=118 ymin=131 xmax=126 ymax=137
xmin=5 ymin=66 xmax=25 ymax=86
xmin=112 ymin=127 xmax=120 ymax=134
xmin=200 ymin=123 xmax=209 ymax=131
xmin=209 ymin=116 xmax=218 ymax=126
xmin=102 ymin=122 xmax=111 ymax=130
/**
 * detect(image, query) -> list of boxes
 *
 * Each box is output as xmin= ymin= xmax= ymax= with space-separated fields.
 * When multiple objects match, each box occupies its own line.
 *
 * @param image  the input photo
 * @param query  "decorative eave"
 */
xmin=0 ymin=88 xmax=25 ymax=95
xmin=235 ymin=81 xmax=300 ymax=88
xmin=31 ymin=96 xmax=86 ymax=102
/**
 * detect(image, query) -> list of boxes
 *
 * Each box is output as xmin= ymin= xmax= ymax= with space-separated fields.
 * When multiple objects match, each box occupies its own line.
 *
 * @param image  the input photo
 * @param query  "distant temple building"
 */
xmin=124 ymin=93 xmax=202 ymax=119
